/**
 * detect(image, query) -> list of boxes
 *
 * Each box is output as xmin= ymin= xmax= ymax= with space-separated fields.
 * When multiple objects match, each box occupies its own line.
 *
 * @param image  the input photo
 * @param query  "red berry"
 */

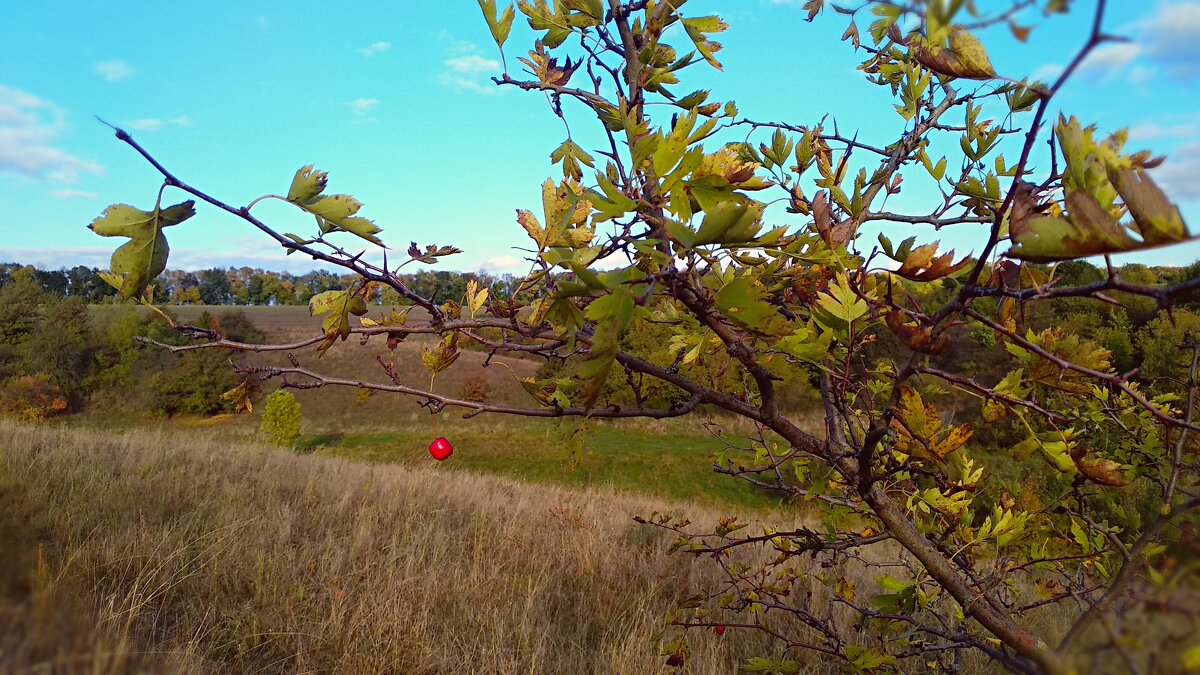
xmin=713 ymin=625 xmax=726 ymax=636
xmin=429 ymin=436 xmax=453 ymax=461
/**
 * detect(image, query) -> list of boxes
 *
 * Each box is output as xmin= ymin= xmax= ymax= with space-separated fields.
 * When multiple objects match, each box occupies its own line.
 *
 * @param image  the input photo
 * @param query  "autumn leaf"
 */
xmin=420 ymin=333 xmax=461 ymax=386
xmin=893 ymin=242 xmax=971 ymax=282
xmin=1075 ymin=455 xmax=1129 ymax=487
xmin=310 ymin=289 xmax=368 ymax=356
xmin=910 ymin=28 xmax=997 ymax=80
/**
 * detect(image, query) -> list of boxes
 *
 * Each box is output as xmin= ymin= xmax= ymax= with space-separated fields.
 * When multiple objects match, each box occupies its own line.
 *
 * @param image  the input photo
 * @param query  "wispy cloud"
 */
xmin=481 ymin=255 xmax=526 ymax=273
xmin=1076 ymin=43 xmax=1141 ymax=80
xmin=445 ymin=54 xmax=499 ymax=75
xmin=1029 ymin=63 xmax=1063 ymax=83
xmin=348 ymin=98 xmax=380 ymax=124
xmin=436 ymin=37 xmax=502 ymax=95
xmin=1029 ymin=3 xmax=1200 ymax=85
xmin=1037 ymin=3 xmax=1200 ymax=84
xmin=255 ymin=15 xmax=270 ymax=30
xmin=358 ymin=41 xmax=392 ymax=57
xmin=1128 ymin=118 xmax=1200 ymax=141
xmin=123 ymin=116 xmax=193 ymax=132
xmin=1153 ymin=141 xmax=1200 ymax=201
xmin=0 ymin=85 xmax=104 ymax=184
xmin=1138 ymin=1 xmax=1200 ymax=79
xmin=93 ymin=59 xmax=134 ymax=82
xmin=0 ymin=247 xmax=113 ymax=269
xmin=350 ymin=98 xmax=380 ymax=115
xmin=50 ymin=189 xmax=98 ymax=200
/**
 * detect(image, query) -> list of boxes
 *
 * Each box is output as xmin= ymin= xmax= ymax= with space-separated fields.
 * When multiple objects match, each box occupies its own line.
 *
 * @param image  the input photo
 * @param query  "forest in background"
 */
xmin=4 ymin=257 xmax=1200 ymax=429
xmin=0 ymin=262 xmax=523 ymax=307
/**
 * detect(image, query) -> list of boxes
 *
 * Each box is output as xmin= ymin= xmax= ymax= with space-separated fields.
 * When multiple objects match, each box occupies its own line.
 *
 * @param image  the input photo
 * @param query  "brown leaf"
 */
xmin=1108 ymin=167 xmax=1186 ymax=246
xmin=1076 ymin=457 xmax=1129 ymax=487
xmin=1007 ymin=181 xmax=1049 ymax=237
xmin=886 ymin=310 xmax=949 ymax=354
xmin=989 ymin=260 xmax=1021 ymax=288
xmin=894 ymin=242 xmax=971 ymax=282
xmin=932 ymin=424 xmax=973 ymax=459
xmin=813 ymin=191 xmax=855 ymax=248
xmin=909 ymin=28 xmax=996 ymax=80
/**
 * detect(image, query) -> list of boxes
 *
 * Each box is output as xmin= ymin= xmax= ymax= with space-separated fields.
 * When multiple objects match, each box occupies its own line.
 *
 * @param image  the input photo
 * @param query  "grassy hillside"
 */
xmin=85 ymin=304 xmax=802 ymax=510
xmin=0 ymin=420 xmax=841 ymax=674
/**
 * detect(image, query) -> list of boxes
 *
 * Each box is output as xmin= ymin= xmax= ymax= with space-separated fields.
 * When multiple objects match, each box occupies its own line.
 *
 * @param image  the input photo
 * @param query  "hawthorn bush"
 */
xmin=91 ymin=1 xmax=1198 ymax=672
xmin=261 ymin=389 xmax=302 ymax=447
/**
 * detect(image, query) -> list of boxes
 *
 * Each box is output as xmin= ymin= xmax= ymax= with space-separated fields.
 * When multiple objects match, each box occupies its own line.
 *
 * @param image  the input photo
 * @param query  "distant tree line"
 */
xmin=0 ymin=266 xmax=266 ymax=421
xmin=0 ymin=263 xmax=525 ymax=306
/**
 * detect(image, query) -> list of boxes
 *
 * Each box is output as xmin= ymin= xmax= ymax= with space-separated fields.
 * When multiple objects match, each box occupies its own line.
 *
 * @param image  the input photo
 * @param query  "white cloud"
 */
xmin=1127 ymin=65 xmax=1157 ymax=84
xmin=50 ymin=189 xmax=97 ymax=200
xmin=1029 ymin=63 xmax=1064 ymax=83
xmin=435 ymin=36 xmax=502 ymax=95
xmin=1138 ymin=1 xmax=1200 ymax=79
xmin=350 ymin=98 xmax=380 ymax=115
xmin=93 ymin=59 xmax=134 ymax=82
xmin=255 ymin=15 xmax=270 ymax=30
xmin=0 ymin=247 xmax=113 ymax=269
xmin=123 ymin=116 xmax=193 ymax=132
xmin=1153 ymin=141 xmax=1200 ymax=202
xmin=482 ymin=255 xmax=525 ymax=272
xmin=125 ymin=118 xmax=164 ymax=132
xmin=1076 ymin=42 xmax=1141 ymax=79
xmin=437 ymin=74 xmax=501 ymax=95
xmin=0 ymin=85 xmax=103 ymax=184
xmin=1036 ymin=5 xmax=1200 ymax=85
xmin=358 ymin=41 xmax=392 ymax=57
xmin=1128 ymin=120 xmax=1199 ymax=141
xmin=445 ymin=54 xmax=499 ymax=75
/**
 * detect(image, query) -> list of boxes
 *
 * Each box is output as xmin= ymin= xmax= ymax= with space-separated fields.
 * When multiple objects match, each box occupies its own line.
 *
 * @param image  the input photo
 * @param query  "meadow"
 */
xmin=0 ymin=420 xmax=831 ymax=673
xmin=105 ymin=304 xmax=804 ymax=511
xmin=0 ymin=305 xmax=840 ymax=673
xmin=4 ymin=304 xmax=1179 ymax=673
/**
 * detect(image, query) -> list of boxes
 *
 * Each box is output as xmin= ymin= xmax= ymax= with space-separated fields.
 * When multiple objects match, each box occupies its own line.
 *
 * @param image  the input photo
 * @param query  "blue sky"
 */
xmin=2 ymin=1 xmax=1198 ymax=274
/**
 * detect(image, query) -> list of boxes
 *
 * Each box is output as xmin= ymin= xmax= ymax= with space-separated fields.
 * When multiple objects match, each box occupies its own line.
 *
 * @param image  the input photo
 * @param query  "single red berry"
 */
xmin=713 ymin=625 xmax=726 ymax=636
xmin=429 ymin=436 xmax=453 ymax=461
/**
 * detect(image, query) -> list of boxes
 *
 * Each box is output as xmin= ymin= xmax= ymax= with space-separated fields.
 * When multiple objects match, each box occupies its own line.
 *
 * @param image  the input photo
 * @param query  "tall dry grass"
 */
xmin=0 ymin=420 xmax=831 ymax=674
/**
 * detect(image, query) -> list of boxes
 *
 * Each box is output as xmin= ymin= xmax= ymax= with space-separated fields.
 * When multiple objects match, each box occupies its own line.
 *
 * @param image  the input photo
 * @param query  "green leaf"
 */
xmin=577 ymin=289 xmax=635 ymax=407
xmin=309 ymin=289 xmax=366 ymax=356
xmin=287 ymin=165 xmax=329 ymax=204
xmin=715 ymin=277 xmax=786 ymax=333
xmin=1181 ymin=643 xmax=1200 ymax=671
xmin=741 ymin=658 xmax=801 ymax=673
xmin=777 ymin=326 xmax=832 ymax=364
xmin=812 ymin=272 xmax=868 ymax=335
xmin=653 ymin=108 xmax=697 ymax=175
xmin=478 ymin=0 xmax=516 ymax=49
xmin=88 ymin=201 xmax=196 ymax=237
xmin=287 ymin=167 xmax=385 ymax=247
xmin=682 ymin=16 xmax=729 ymax=71
xmin=89 ymin=200 xmax=196 ymax=299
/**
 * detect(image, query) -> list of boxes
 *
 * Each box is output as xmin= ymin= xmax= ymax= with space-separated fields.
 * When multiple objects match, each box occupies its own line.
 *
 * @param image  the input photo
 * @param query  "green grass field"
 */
xmin=85 ymin=304 xmax=800 ymax=512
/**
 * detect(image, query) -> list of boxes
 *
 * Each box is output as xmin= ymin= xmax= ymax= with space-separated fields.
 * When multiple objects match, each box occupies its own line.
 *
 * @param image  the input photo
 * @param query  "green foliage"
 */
xmin=1136 ymin=309 xmax=1200 ymax=384
xmin=260 ymin=389 xmax=302 ymax=447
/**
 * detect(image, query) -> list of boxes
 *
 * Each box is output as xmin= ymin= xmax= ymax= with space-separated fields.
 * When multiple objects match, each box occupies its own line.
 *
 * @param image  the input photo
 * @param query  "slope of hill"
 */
xmin=0 ymin=421 xmax=829 ymax=674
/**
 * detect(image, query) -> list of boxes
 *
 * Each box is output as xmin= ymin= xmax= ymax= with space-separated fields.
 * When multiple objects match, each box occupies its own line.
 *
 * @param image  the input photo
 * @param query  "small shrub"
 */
xmin=0 ymin=375 xmax=68 ymax=422
xmin=260 ymin=390 xmax=302 ymax=447
xmin=460 ymin=369 xmax=489 ymax=403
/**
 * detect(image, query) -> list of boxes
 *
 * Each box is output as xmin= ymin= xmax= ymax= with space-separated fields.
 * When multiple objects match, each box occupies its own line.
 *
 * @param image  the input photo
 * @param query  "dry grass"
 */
xmin=0 ymin=420 xmax=837 ymax=674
